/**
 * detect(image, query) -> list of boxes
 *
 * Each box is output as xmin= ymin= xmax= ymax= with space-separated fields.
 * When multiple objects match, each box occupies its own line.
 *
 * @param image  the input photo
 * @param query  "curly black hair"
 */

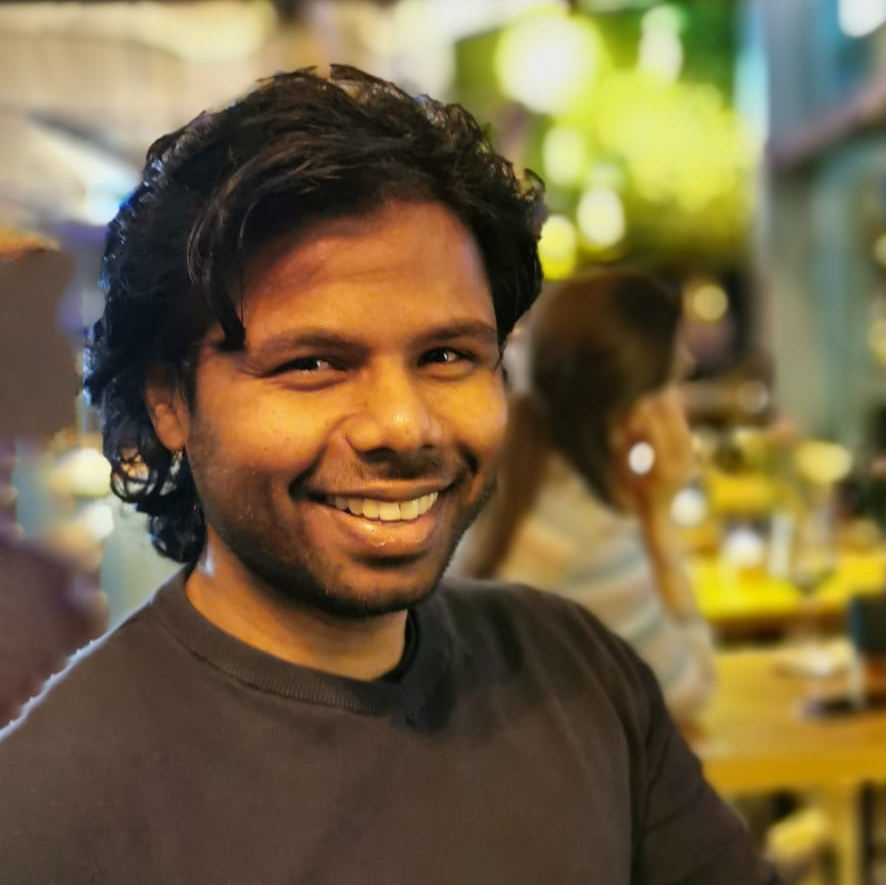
xmin=84 ymin=65 xmax=546 ymax=564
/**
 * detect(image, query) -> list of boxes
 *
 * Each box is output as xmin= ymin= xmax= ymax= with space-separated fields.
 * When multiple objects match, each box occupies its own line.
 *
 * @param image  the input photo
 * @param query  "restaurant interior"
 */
xmin=2 ymin=1 xmax=886 ymax=882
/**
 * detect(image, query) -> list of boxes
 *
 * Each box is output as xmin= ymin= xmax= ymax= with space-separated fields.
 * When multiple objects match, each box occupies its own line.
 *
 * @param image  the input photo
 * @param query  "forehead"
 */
xmin=240 ymin=201 xmax=494 ymax=337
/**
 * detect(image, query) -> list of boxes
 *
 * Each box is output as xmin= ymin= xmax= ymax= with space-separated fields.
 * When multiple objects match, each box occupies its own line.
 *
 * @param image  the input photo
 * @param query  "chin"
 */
xmin=241 ymin=546 xmax=446 ymax=621
xmin=317 ymin=560 xmax=446 ymax=620
xmin=314 ymin=588 xmax=432 ymax=620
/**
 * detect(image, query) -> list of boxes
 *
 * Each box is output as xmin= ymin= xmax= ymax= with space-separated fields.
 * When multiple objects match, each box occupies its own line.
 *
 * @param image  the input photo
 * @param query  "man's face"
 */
xmin=157 ymin=201 xmax=507 ymax=617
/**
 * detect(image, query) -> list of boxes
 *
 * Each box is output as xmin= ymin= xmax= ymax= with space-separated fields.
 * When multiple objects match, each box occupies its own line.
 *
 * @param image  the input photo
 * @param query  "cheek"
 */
xmin=449 ymin=379 xmax=508 ymax=461
xmin=189 ymin=395 xmax=332 ymax=479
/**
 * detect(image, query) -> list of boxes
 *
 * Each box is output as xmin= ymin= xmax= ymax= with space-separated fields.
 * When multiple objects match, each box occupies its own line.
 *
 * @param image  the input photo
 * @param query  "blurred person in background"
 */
xmin=0 ymin=229 xmax=109 ymax=726
xmin=456 ymin=269 xmax=716 ymax=721
xmin=0 ymin=68 xmax=778 ymax=883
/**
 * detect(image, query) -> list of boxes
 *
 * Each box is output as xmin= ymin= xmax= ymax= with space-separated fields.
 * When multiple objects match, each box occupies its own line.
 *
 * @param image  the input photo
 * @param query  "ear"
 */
xmin=144 ymin=365 xmax=190 ymax=453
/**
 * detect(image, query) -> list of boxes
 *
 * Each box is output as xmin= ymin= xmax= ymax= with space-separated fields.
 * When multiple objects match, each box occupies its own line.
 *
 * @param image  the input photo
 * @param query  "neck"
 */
xmin=184 ymin=544 xmax=407 ymax=682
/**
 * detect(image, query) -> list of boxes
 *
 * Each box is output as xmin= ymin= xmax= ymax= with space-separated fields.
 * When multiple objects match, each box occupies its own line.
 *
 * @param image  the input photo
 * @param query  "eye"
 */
xmin=273 ymin=356 xmax=335 ymax=374
xmin=421 ymin=347 xmax=470 ymax=366
xmin=267 ymin=356 xmax=345 ymax=390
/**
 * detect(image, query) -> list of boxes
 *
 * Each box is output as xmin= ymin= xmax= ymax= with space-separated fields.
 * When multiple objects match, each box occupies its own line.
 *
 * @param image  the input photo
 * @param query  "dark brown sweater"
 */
xmin=0 ymin=574 xmax=782 ymax=884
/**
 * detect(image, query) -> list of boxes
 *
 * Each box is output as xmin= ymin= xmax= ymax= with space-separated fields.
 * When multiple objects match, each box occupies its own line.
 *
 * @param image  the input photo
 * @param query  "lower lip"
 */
xmin=318 ymin=500 xmax=442 ymax=557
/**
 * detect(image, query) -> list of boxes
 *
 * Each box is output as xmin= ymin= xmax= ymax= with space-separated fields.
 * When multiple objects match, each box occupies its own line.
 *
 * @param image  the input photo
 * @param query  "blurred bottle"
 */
xmin=846 ymin=593 xmax=886 ymax=705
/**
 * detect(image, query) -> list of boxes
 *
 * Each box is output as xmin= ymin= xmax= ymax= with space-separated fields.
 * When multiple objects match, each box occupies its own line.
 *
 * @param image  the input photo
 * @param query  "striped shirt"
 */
xmin=487 ymin=453 xmax=715 ymax=720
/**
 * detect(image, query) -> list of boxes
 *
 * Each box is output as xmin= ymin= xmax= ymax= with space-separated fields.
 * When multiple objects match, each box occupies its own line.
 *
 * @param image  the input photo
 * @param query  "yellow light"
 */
xmin=641 ymin=5 xmax=684 ymax=34
xmin=639 ymin=5 xmax=684 ymax=82
xmin=637 ymin=29 xmax=683 ymax=81
xmin=576 ymin=185 xmax=625 ymax=248
xmin=495 ymin=8 xmax=609 ymax=114
xmin=589 ymin=72 xmax=758 ymax=222
xmin=542 ymin=126 xmax=588 ymax=187
xmin=49 ymin=446 xmax=112 ymax=498
xmin=867 ymin=317 xmax=886 ymax=364
xmin=686 ymin=280 xmax=729 ymax=323
xmin=794 ymin=440 xmax=853 ymax=486
xmin=538 ymin=214 xmax=578 ymax=280
xmin=873 ymin=232 xmax=886 ymax=267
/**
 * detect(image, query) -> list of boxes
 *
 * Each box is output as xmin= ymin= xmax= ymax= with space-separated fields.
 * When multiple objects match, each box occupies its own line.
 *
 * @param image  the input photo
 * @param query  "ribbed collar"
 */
xmin=150 ymin=571 xmax=452 ymax=722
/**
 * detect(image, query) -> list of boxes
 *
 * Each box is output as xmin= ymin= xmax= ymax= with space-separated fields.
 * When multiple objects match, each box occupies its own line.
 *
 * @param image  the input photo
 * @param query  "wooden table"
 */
xmin=688 ymin=649 xmax=886 ymax=884
xmin=691 ymin=550 xmax=886 ymax=640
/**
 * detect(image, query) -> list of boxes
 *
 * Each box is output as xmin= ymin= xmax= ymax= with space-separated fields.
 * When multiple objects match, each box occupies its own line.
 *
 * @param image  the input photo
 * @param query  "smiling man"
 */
xmin=147 ymin=200 xmax=507 ymax=676
xmin=0 ymin=67 xmax=782 ymax=884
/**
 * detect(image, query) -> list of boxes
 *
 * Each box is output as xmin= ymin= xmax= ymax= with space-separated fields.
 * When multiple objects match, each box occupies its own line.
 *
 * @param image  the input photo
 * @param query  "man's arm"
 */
xmin=632 ymin=662 xmax=785 ymax=885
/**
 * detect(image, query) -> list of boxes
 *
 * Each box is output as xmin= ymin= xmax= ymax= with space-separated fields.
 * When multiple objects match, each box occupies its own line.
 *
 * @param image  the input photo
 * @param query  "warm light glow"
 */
xmin=722 ymin=525 xmax=766 ymax=570
xmin=868 ymin=317 xmax=886 ymax=365
xmin=671 ymin=487 xmax=708 ymax=527
xmin=80 ymin=501 xmax=116 ymax=543
xmin=794 ymin=441 xmax=853 ymax=486
xmin=839 ymin=0 xmax=886 ymax=37
xmin=642 ymin=5 xmax=685 ymax=33
xmin=638 ymin=29 xmax=683 ymax=80
xmin=628 ymin=441 xmax=655 ymax=475
xmin=873 ymin=232 xmax=886 ymax=267
xmin=576 ymin=185 xmax=625 ymax=248
xmin=538 ymin=214 xmax=578 ymax=280
xmin=590 ymin=72 xmax=757 ymax=222
xmin=495 ymin=8 xmax=609 ymax=114
xmin=638 ymin=5 xmax=684 ymax=81
xmin=542 ymin=126 xmax=588 ymax=186
xmin=50 ymin=447 xmax=112 ymax=498
xmin=686 ymin=279 xmax=729 ymax=323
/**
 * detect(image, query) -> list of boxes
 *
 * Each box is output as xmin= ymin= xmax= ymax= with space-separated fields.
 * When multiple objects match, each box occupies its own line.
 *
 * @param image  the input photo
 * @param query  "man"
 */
xmin=0 ymin=66 xmax=782 ymax=883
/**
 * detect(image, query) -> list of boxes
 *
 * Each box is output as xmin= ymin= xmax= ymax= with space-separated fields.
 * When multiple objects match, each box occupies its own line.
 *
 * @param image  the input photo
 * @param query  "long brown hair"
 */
xmin=459 ymin=268 xmax=682 ymax=578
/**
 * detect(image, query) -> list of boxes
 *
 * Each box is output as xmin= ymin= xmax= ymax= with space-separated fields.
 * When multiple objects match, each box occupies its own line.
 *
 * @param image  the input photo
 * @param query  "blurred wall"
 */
xmin=761 ymin=0 xmax=886 ymax=448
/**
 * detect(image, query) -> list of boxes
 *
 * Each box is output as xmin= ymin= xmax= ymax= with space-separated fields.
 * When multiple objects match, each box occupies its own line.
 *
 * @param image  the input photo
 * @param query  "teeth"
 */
xmin=329 ymin=492 xmax=438 ymax=522
xmin=377 ymin=502 xmax=400 ymax=522
xmin=399 ymin=499 xmax=419 ymax=520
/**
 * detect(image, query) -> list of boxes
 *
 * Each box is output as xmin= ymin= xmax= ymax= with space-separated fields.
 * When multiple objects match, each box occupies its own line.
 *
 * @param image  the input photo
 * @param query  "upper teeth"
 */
xmin=330 ymin=492 xmax=438 ymax=522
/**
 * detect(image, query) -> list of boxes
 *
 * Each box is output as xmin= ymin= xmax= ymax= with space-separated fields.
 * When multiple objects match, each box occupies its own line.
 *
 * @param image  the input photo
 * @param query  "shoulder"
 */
xmin=0 ymin=599 xmax=179 ymax=869
xmin=0 ymin=590 xmax=181 ymax=762
xmin=438 ymin=574 xmax=605 ymax=626
xmin=438 ymin=574 xmax=631 ymax=643
xmin=434 ymin=577 xmax=661 ymax=713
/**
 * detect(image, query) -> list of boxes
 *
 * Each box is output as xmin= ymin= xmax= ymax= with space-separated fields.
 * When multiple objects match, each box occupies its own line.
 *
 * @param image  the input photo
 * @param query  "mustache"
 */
xmin=294 ymin=450 xmax=476 ymax=493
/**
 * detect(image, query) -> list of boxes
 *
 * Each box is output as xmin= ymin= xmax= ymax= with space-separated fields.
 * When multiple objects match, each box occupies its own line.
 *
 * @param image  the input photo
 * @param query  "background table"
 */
xmin=691 ymin=550 xmax=886 ymax=641
xmin=687 ymin=648 xmax=886 ymax=884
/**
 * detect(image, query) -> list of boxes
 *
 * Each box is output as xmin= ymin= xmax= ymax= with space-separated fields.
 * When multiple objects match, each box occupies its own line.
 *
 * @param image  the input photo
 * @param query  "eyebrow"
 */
xmin=244 ymin=320 xmax=500 ymax=361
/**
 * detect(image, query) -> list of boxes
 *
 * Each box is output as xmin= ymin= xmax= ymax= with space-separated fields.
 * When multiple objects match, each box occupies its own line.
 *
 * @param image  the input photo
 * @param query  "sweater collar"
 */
xmin=151 ymin=570 xmax=451 ymax=721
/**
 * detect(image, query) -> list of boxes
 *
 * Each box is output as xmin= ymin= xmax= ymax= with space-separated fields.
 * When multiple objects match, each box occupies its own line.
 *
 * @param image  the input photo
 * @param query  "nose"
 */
xmin=343 ymin=362 xmax=444 ymax=455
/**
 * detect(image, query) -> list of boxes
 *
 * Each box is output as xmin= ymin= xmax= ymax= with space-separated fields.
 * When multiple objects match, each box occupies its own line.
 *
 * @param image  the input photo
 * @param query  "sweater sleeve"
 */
xmin=630 ymin=660 xmax=785 ymax=885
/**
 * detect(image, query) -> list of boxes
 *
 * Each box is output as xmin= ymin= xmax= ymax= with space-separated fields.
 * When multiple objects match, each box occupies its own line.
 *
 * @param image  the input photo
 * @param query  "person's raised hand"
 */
xmin=612 ymin=386 xmax=695 ymax=521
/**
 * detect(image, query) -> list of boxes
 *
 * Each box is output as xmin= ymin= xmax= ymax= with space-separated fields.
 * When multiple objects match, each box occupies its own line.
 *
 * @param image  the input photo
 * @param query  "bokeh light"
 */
xmin=538 ymin=213 xmax=579 ymax=280
xmin=542 ymin=125 xmax=589 ymax=187
xmin=638 ymin=5 xmax=685 ymax=81
xmin=686 ymin=279 xmax=730 ymax=323
xmin=495 ymin=7 xmax=610 ymax=114
xmin=868 ymin=317 xmax=886 ymax=365
xmin=576 ymin=185 xmax=626 ymax=249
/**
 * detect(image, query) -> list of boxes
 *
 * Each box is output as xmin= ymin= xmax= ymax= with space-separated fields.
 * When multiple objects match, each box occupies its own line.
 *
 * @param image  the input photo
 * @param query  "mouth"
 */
xmin=319 ymin=491 xmax=440 ymax=523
